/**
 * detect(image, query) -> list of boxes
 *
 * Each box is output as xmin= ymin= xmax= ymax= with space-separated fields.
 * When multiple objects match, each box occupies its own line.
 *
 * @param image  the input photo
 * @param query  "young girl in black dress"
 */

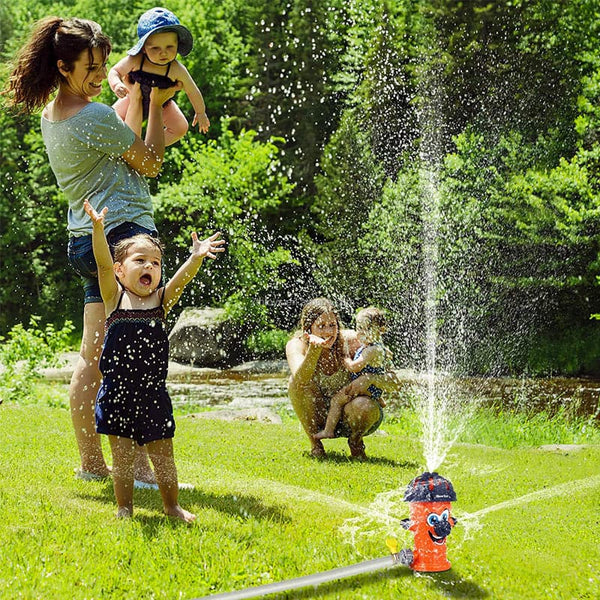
xmin=84 ymin=200 xmax=224 ymax=520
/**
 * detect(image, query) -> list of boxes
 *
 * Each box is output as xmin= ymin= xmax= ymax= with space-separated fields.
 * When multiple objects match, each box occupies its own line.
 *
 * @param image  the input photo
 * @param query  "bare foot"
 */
xmin=164 ymin=504 xmax=196 ymax=523
xmin=116 ymin=506 xmax=132 ymax=519
xmin=313 ymin=429 xmax=334 ymax=440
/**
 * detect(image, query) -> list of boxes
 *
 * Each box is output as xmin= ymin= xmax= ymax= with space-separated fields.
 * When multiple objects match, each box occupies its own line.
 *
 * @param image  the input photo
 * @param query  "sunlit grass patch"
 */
xmin=0 ymin=384 xmax=598 ymax=599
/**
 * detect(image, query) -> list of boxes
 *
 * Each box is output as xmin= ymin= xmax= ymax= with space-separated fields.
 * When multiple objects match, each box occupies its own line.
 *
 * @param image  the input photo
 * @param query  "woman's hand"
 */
xmin=126 ymin=78 xmax=142 ymax=102
xmin=150 ymin=81 xmax=183 ymax=106
xmin=304 ymin=332 xmax=334 ymax=348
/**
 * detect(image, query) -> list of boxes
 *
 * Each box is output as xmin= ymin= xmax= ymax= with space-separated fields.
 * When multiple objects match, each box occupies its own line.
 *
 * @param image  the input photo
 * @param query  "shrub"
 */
xmin=0 ymin=316 xmax=74 ymax=403
xmin=244 ymin=328 xmax=289 ymax=360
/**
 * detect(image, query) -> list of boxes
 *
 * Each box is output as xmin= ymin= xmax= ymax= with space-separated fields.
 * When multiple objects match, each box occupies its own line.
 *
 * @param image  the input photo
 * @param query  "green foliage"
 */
xmin=153 ymin=123 xmax=296 ymax=327
xmin=0 ymin=111 xmax=80 ymax=334
xmin=0 ymin=316 xmax=74 ymax=403
xmin=241 ymin=0 xmax=351 ymax=192
xmin=244 ymin=327 xmax=289 ymax=359
xmin=355 ymin=1 xmax=418 ymax=175
xmin=439 ymin=129 xmax=600 ymax=373
xmin=424 ymin=0 xmax=584 ymax=156
xmin=463 ymin=404 xmax=600 ymax=448
xmin=307 ymin=109 xmax=386 ymax=317
xmin=2 ymin=0 xmax=600 ymax=375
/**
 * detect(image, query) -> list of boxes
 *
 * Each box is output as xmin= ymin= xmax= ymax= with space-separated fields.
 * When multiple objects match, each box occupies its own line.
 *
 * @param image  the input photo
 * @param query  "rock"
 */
xmin=186 ymin=408 xmax=282 ymax=424
xmin=226 ymin=359 xmax=289 ymax=377
xmin=37 ymin=351 xmax=80 ymax=382
xmin=168 ymin=307 xmax=248 ymax=367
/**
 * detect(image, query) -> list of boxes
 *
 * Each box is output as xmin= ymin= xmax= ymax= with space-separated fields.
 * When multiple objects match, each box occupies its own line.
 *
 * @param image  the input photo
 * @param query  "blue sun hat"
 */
xmin=128 ymin=7 xmax=193 ymax=57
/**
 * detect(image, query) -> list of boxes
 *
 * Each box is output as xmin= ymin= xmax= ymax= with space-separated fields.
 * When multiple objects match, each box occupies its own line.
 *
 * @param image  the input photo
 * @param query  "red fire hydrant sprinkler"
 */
xmin=397 ymin=471 xmax=457 ymax=572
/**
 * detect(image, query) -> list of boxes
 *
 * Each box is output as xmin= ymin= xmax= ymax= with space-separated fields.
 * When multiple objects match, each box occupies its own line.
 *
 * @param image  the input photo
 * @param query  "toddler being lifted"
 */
xmin=109 ymin=7 xmax=209 ymax=146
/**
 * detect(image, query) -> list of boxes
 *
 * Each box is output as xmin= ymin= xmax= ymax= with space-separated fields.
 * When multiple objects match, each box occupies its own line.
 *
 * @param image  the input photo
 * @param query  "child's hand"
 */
xmin=192 ymin=112 xmax=210 ymax=133
xmin=190 ymin=231 xmax=225 ymax=260
xmin=114 ymin=82 xmax=129 ymax=99
xmin=83 ymin=200 xmax=108 ymax=226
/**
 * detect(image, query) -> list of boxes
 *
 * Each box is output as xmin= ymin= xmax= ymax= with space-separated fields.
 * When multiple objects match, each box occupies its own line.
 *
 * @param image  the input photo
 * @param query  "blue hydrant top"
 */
xmin=404 ymin=472 xmax=457 ymax=503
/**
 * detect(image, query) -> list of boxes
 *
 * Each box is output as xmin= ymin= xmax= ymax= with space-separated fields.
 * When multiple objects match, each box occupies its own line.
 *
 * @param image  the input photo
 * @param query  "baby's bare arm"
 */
xmin=344 ymin=355 xmax=367 ymax=373
xmin=109 ymin=55 xmax=138 ymax=96
xmin=344 ymin=345 xmax=385 ymax=373
xmin=171 ymin=62 xmax=205 ymax=110
xmin=170 ymin=61 xmax=210 ymax=132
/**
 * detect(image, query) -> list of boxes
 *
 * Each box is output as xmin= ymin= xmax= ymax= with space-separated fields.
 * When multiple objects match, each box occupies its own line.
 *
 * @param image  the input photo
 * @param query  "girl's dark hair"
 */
xmin=2 ymin=16 xmax=111 ymax=114
xmin=113 ymin=234 xmax=164 ymax=264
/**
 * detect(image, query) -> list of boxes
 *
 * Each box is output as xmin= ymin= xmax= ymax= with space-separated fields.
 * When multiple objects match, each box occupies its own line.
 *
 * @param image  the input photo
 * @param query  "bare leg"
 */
xmin=343 ymin=396 xmax=381 ymax=460
xmin=70 ymin=303 xmax=155 ymax=480
xmin=133 ymin=450 xmax=157 ymax=484
xmin=314 ymin=389 xmax=352 ymax=440
xmin=115 ymin=97 xmax=187 ymax=146
xmin=147 ymin=439 xmax=195 ymax=523
xmin=112 ymin=96 xmax=129 ymax=122
xmin=70 ymin=302 xmax=108 ymax=476
xmin=288 ymin=378 xmax=328 ymax=456
xmin=162 ymin=101 xmax=189 ymax=146
xmin=108 ymin=435 xmax=136 ymax=517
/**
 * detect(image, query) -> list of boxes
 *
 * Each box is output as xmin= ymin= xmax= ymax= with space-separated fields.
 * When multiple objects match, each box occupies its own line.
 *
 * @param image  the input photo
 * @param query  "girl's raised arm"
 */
xmin=83 ymin=201 xmax=120 ymax=315
xmin=162 ymin=231 xmax=224 ymax=314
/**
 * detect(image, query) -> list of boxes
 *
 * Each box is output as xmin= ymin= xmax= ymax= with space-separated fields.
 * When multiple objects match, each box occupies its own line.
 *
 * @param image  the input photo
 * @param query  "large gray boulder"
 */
xmin=168 ymin=307 xmax=247 ymax=367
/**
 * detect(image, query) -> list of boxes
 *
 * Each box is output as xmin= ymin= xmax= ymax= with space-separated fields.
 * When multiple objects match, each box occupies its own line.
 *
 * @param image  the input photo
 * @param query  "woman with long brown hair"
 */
xmin=3 ymin=16 xmax=181 ymax=483
xmin=286 ymin=298 xmax=396 ymax=459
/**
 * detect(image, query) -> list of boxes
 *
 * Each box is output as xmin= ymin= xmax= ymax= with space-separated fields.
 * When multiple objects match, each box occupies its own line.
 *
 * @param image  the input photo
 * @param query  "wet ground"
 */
xmin=44 ymin=353 xmax=600 ymax=417
xmin=168 ymin=368 xmax=600 ymax=418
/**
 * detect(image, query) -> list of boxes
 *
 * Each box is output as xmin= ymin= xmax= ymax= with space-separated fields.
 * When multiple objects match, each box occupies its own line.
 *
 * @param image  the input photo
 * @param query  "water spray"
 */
xmin=192 ymin=471 xmax=457 ymax=599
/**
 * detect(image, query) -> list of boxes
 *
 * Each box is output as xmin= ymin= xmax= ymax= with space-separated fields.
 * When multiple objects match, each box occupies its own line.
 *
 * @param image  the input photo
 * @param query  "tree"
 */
xmin=152 ymin=124 xmax=296 ymax=328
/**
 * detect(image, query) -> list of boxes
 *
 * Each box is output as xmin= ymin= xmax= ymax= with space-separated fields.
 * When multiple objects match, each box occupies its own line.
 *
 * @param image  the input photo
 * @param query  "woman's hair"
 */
xmin=113 ymin=234 xmax=164 ymax=264
xmin=2 ymin=17 xmax=111 ymax=114
xmin=300 ymin=297 xmax=340 ymax=334
xmin=298 ymin=297 xmax=345 ymax=365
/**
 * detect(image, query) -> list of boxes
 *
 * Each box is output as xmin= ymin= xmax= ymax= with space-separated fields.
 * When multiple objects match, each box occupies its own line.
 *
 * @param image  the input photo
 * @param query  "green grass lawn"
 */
xmin=1 ymin=388 xmax=599 ymax=600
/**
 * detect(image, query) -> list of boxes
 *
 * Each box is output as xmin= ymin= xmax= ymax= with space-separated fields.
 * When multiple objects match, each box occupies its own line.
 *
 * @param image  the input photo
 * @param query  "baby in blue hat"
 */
xmin=108 ymin=7 xmax=209 ymax=145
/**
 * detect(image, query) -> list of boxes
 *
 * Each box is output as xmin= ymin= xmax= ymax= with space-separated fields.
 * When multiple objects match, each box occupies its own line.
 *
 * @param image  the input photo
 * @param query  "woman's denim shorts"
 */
xmin=67 ymin=222 xmax=159 ymax=304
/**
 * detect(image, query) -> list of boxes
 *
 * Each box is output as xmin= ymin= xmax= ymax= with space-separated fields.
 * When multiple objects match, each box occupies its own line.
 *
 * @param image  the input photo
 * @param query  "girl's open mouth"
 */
xmin=140 ymin=274 xmax=152 ymax=286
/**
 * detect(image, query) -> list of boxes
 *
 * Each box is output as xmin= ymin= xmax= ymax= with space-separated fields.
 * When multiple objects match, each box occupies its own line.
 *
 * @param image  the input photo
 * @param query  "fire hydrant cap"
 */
xmin=404 ymin=472 xmax=457 ymax=503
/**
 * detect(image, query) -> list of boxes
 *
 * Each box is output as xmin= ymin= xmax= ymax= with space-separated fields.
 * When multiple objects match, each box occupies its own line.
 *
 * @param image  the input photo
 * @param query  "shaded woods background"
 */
xmin=1 ymin=0 xmax=600 ymax=376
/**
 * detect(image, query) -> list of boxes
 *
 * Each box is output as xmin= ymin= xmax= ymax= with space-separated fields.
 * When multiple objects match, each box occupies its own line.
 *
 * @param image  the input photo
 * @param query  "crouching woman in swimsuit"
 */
xmin=286 ymin=298 xmax=398 ymax=459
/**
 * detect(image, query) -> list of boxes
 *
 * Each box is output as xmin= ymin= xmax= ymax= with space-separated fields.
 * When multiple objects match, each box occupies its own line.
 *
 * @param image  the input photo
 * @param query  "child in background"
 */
xmin=109 ymin=7 xmax=209 ymax=146
xmin=84 ymin=200 xmax=224 ymax=520
xmin=314 ymin=307 xmax=389 ymax=440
